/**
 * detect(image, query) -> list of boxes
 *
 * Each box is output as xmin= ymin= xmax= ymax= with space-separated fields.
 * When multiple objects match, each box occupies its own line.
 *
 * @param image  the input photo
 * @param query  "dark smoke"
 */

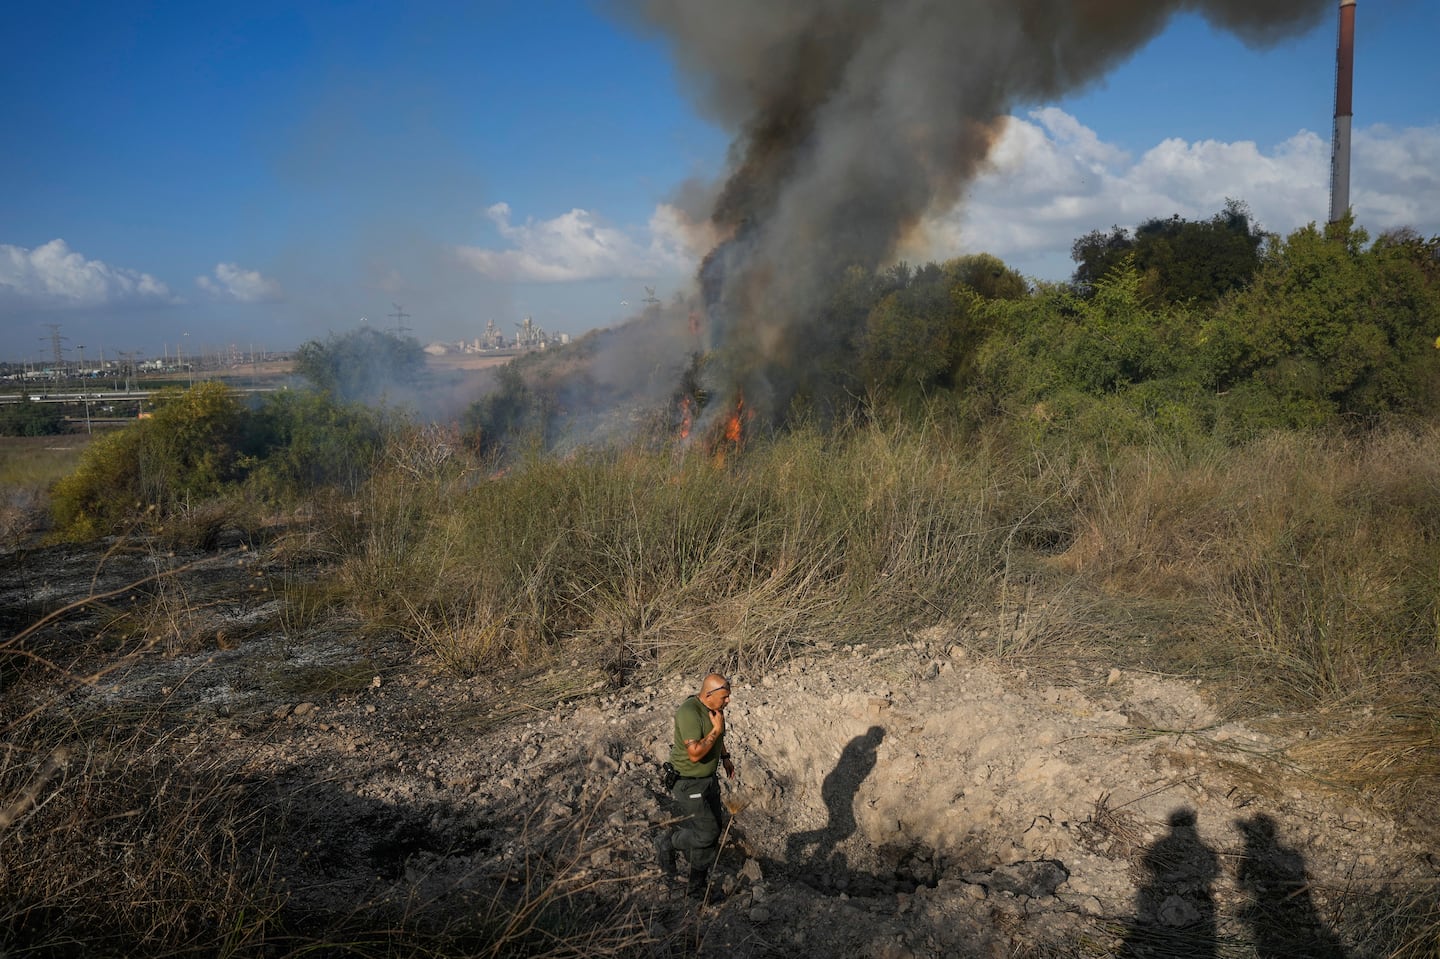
xmin=614 ymin=0 xmax=1330 ymax=424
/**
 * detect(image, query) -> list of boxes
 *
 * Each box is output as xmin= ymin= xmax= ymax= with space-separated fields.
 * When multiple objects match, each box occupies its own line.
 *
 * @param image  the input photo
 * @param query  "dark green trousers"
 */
xmin=668 ymin=774 xmax=722 ymax=871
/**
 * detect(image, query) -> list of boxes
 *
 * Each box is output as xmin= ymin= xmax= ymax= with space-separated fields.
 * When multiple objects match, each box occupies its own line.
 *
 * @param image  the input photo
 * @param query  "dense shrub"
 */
xmin=0 ymin=398 xmax=65 ymax=436
xmin=49 ymin=427 xmax=147 ymax=538
xmin=142 ymin=383 xmax=249 ymax=502
xmin=461 ymin=361 xmax=556 ymax=458
xmin=968 ymin=264 xmax=1215 ymax=447
xmin=854 ymin=255 xmax=1027 ymax=409
xmin=336 ymin=419 xmax=1004 ymax=674
xmin=49 ymin=383 xmax=393 ymax=536
xmin=965 ymin=217 xmax=1440 ymax=444
xmin=1205 ymin=217 xmax=1440 ymax=425
xmin=294 ymin=326 xmax=427 ymax=404
xmin=244 ymin=389 xmax=386 ymax=500
xmin=1071 ymin=200 xmax=1267 ymax=304
xmin=49 ymin=383 xmax=245 ymax=536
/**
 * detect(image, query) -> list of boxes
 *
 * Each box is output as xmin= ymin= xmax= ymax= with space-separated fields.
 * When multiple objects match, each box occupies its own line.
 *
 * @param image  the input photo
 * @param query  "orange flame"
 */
xmin=712 ymin=392 xmax=746 ymax=467
xmin=723 ymin=397 xmax=743 ymax=445
xmin=678 ymin=395 xmax=693 ymax=441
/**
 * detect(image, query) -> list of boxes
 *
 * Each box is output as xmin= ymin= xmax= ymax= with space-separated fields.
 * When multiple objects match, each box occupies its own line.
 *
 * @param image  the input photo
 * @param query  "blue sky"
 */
xmin=2 ymin=0 xmax=1437 ymax=365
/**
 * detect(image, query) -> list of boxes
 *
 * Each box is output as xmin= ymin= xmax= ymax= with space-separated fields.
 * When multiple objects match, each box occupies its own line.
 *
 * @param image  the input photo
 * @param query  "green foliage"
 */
xmin=857 ymin=254 xmax=1027 ymax=403
xmin=1058 ymin=265 xmax=1181 ymax=392
xmin=461 ymin=361 xmax=555 ymax=457
xmin=142 ymin=382 xmax=249 ymax=503
xmin=860 ymin=271 xmax=967 ymax=398
xmin=942 ymin=252 xmax=1030 ymax=302
xmin=969 ymin=263 xmax=1215 ymax=447
xmin=293 ymin=326 xmax=427 ymax=403
xmin=1071 ymin=199 xmax=1266 ymax=304
xmin=972 ymin=214 xmax=1440 ymax=443
xmin=1207 ymin=216 xmax=1440 ymax=424
xmin=49 ymin=383 xmax=395 ymax=537
xmin=0 ymin=712 xmax=280 ymax=957
xmin=49 ymin=427 xmax=146 ymax=538
xmin=50 ymin=383 xmax=251 ymax=536
xmin=245 ymin=389 xmax=386 ymax=500
xmin=0 ymin=397 xmax=66 ymax=436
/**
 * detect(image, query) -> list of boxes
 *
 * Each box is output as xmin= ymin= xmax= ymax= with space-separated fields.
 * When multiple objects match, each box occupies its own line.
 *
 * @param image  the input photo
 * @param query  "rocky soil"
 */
xmin=4 ymin=538 xmax=1435 ymax=958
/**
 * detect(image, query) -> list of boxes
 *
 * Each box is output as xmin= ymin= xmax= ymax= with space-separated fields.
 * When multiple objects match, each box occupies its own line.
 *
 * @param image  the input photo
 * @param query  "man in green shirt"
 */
xmin=655 ymin=672 xmax=735 ymax=902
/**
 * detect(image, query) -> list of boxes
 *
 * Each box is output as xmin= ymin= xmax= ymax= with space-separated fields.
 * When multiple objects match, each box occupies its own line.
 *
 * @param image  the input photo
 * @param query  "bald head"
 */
xmin=698 ymin=672 xmax=732 ymax=711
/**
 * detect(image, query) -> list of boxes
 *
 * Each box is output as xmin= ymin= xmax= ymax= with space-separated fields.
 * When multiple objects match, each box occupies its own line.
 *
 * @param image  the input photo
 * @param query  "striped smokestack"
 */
xmin=1329 ymin=0 xmax=1357 ymax=223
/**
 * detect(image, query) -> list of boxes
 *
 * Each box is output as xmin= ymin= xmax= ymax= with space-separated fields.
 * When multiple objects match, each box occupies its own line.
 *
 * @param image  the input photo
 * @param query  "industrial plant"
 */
xmin=423 ymin=315 xmax=570 ymax=358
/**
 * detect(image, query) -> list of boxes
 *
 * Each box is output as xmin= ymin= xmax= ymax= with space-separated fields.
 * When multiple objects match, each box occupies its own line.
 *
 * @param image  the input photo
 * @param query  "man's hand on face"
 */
xmin=708 ymin=707 xmax=724 ymax=735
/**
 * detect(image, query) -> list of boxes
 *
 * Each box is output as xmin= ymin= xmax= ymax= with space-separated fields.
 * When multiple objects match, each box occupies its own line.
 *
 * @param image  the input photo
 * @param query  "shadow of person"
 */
xmin=1236 ymin=813 xmax=1348 ymax=959
xmin=785 ymin=725 xmax=885 ymax=875
xmin=1117 ymin=807 xmax=1219 ymax=959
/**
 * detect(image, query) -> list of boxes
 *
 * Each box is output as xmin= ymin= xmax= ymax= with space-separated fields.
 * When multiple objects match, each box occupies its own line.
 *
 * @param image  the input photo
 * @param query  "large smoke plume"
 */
xmin=615 ymin=0 xmax=1331 ymax=424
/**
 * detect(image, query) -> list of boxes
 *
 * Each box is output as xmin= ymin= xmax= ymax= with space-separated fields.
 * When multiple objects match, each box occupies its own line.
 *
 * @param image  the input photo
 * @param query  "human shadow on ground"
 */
xmin=1117 ymin=807 xmax=1220 ymax=959
xmin=785 ymin=725 xmax=885 ymax=874
xmin=764 ymin=722 xmax=1066 ymax=902
xmin=1236 ymin=813 xmax=1348 ymax=959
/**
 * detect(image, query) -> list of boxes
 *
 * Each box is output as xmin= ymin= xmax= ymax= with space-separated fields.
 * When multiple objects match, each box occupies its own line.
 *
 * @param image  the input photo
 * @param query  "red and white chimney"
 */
xmin=1328 ymin=0 xmax=1356 ymax=223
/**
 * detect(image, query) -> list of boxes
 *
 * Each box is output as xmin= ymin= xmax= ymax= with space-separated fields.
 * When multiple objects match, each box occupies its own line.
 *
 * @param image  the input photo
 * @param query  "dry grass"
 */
xmin=0 ymin=548 xmax=283 ymax=954
xmin=1073 ymin=792 xmax=1149 ymax=861
xmin=257 ymin=777 xmax=655 ymax=959
xmin=0 ymin=548 xmax=660 ymax=958
xmin=0 ymin=434 xmax=94 ymax=543
xmin=12 ymin=408 xmax=1440 ymax=955
xmin=318 ymin=418 xmax=1440 ymax=865
xmin=1287 ymin=698 xmax=1440 ymax=833
xmin=334 ymin=418 xmax=1003 ymax=684
xmin=0 ymin=433 xmax=93 ymax=486
xmin=0 ymin=707 xmax=281 ymax=956
xmin=468 ymin=786 xmax=654 ymax=958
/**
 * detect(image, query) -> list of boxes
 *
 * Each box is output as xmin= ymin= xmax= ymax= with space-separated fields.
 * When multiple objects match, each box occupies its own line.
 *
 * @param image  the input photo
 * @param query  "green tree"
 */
xmin=1070 ymin=225 xmax=1133 ymax=293
xmin=860 ymin=277 xmax=962 ymax=398
xmin=968 ymin=261 xmax=1215 ymax=444
xmin=463 ymin=362 xmax=553 ymax=457
xmin=1206 ymin=217 xmax=1440 ymax=424
xmin=50 ymin=429 xmax=145 ymax=538
xmin=245 ymin=390 xmax=386 ymax=499
xmin=859 ymin=254 xmax=1027 ymax=403
xmin=943 ymin=253 xmax=1029 ymax=302
xmin=140 ymin=382 xmax=248 ymax=504
xmin=50 ymin=382 xmax=248 ymax=535
xmin=294 ymin=327 xmax=427 ymax=403
xmin=0 ymin=397 xmax=65 ymax=436
xmin=1072 ymin=200 xmax=1266 ymax=304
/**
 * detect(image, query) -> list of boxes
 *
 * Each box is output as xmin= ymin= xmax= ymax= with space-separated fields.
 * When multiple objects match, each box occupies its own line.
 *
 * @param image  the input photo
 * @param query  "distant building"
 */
xmin=420 ymin=316 xmax=569 ymax=357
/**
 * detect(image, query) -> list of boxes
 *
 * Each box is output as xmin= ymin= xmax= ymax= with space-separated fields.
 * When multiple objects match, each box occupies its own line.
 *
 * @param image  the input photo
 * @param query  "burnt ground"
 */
xmin=2 ymin=537 xmax=1435 ymax=958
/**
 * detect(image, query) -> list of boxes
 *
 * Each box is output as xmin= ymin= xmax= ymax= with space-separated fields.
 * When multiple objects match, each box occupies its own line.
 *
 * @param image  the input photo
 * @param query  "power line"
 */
xmin=42 ymin=323 xmax=68 ymax=370
xmin=388 ymin=303 xmax=412 ymax=337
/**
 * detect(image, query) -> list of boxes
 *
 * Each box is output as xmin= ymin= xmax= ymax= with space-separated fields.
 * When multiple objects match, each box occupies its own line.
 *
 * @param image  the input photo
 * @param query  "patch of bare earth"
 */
xmin=3 ymin=538 xmax=1432 ymax=957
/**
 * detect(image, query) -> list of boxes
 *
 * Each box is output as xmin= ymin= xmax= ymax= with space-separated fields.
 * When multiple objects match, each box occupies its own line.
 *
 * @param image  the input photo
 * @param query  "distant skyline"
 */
xmin=2 ymin=0 xmax=1437 ymax=364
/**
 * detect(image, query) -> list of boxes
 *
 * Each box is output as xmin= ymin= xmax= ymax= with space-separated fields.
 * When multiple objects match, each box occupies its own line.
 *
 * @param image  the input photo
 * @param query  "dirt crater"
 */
xmin=4 ymin=537 xmax=1434 ymax=957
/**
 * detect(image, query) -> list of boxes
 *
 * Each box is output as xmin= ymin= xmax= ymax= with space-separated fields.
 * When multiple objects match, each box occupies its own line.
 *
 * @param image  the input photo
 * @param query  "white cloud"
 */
xmin=0 ymin=238 xmax=174 ymax=306
xmin=452 ymin=114 xmax=1439 ymax=288
xmin=926 ymin=110 xmax=1440 ymax=279
xmin=196 ymin=262 xmax=283 ymax=302
xmin=454 ymin=201 xmax=701 ymax=282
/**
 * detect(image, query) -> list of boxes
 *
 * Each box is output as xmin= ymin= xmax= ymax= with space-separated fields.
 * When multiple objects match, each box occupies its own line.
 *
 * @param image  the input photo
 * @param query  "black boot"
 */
xmin=686 ymin=867 xmax=725 ymax=904
xmin=653 ymin=831 xmax=678 ymax=877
